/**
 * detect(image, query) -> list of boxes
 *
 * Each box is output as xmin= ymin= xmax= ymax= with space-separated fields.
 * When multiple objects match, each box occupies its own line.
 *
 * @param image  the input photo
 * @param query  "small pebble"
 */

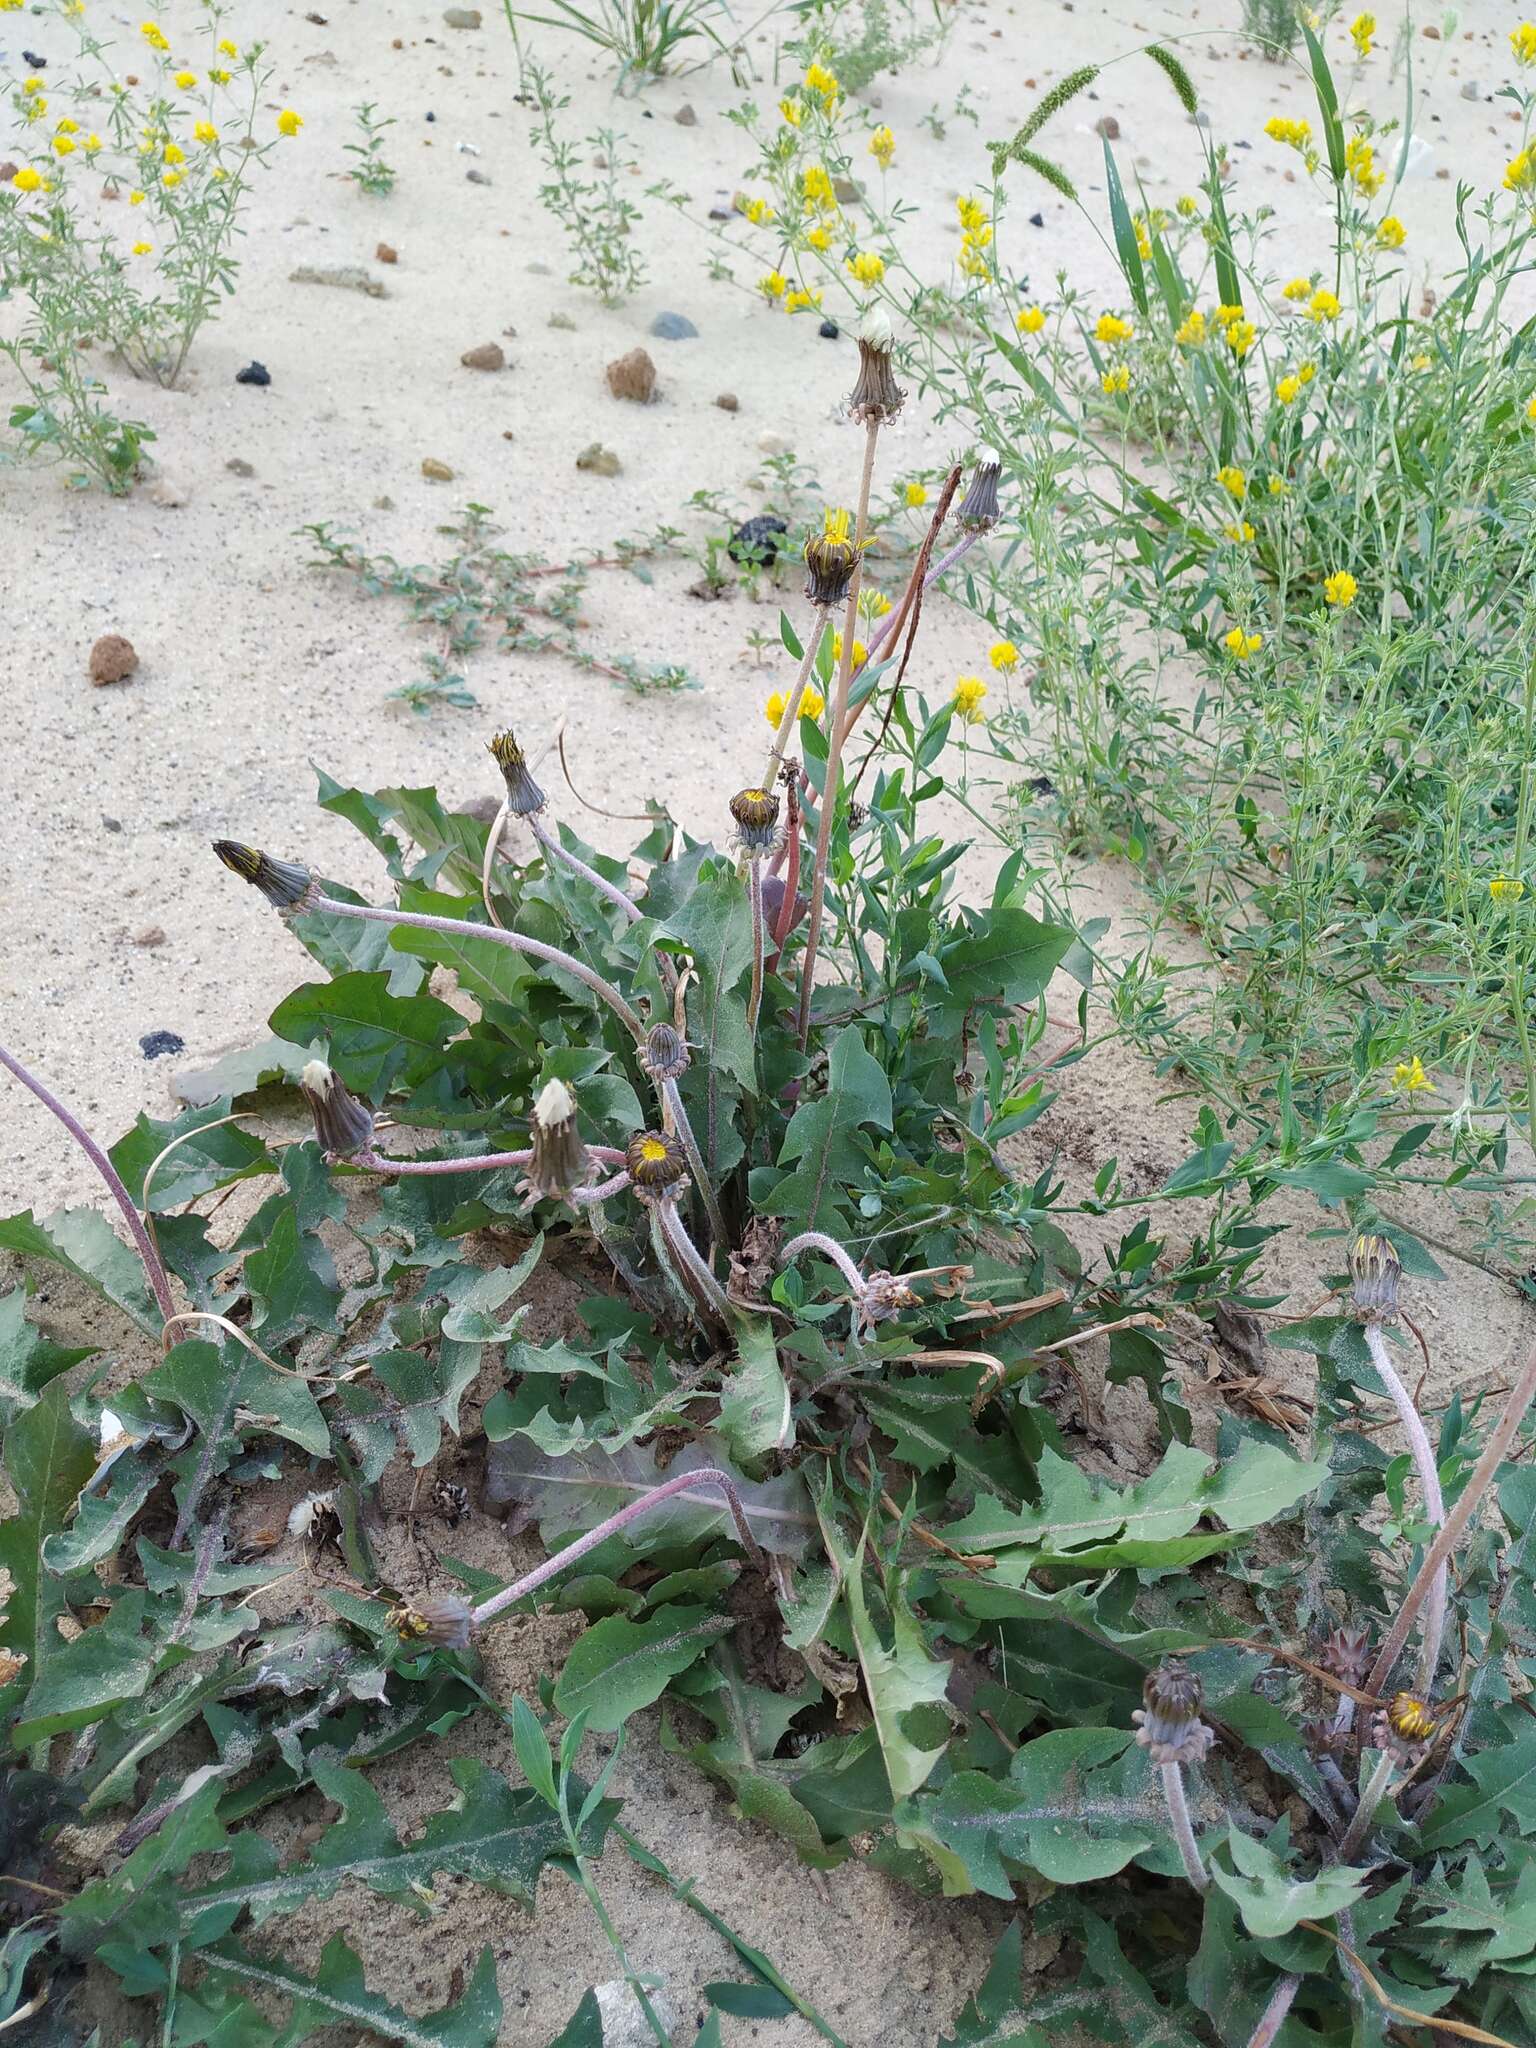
xmin=225 ymin=457 xmax=256 ymax=477
xmin=606 ymin=346 xmax=657 ymax=402
xmin=1460 ymin=78 xmax=1483 ymax=98
xmin=290 ymin=263 xmax=387 ymax=297
xmin=376 ymin=240 xmax=398 ymax=263
xmin=548 ymin=311 xmax=576 ymax=330
xmin=728 ymin=514 xmax=787 ymax=566
xmin=466 ymin=166 xmax=492 ymax=184
xmin=461 ymin=341 xmax=506 ymax=371
xmin=133 ymin=926 xmax=166 ymax=949
xmin=421 ymin=458 xmax=455 ymax=481
xmin=715 ymin=392 xmax=739 ymax=411
xmin=0 ymin=163 xmax=18 ymax=183
xmin=102 ymin=816 xmax=123 ymax=834
xmin=373 ymin=494 xmax=396 ymax=509
xmin=832 ymin=175 xmax=860 ymax=203
xmin=149 ymin=476 xmax=189 ymax=508
xmin=575 ymin=442 xmax=622 ymax=476
xmin=1094 ymin=114 xmax=1120 ymax=138
xmin=235 ymin=359 xmax=271 ymax=386
xmin=139 ymin=1030 xmax=185 ymax=1061
xmin=443 ymin=4 xmax=482 ymax=21
xmin=674 ymin=103 xmax=697 ymax=126
xmin=649 ymin=310 xmax=698 ymax=341
xmin=707 ymin=192 xmax=733 ymax=220
xmin=1028 ymin=211 xmax=1044 ymax=227
xmin=89 ymin=633 xmax=139 ymax=686
xmin=757 ymin=430 xmax=790 ymax=455
xmin=818 ymin=317 xmax=839 ymax=339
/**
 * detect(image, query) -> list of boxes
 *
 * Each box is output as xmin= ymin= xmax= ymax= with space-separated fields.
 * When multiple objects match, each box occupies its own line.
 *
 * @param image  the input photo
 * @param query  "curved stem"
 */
xmin=570 ymin=1169 xmax=633 ymax=1203
xmin=747 ymin=858 xmax=765 ymax=1037
xmin=356 ymin=1147 xmax=533 ymax=1176
xmin=656 ymin=1198 xmax=733 ymax=1327
xmin=797 ymin=420 xmax=882 ymax=1050
xmin=1364 ymin=1322 xmax=1447 ymax=1693
xmin=1161 ymin=1762 xmax=1208 ymax=1892
xmin=659 ymin=1074 xmax=726 ymax=1250
xmin=311 ymin=892 xmax=645 ymax=1039
xmin=1246 ymin=1974 xmax=1300 ymax=2048
xmin=0 ymin=1040 xmax=177 ymax=1334
xmin=471 ymin=1462 xmax=762 ymax=1629
xmin=480 ymin=798 xmax=509 ymax=929
xmin=531 ymin=814 xmax=643 ymax=926
xmin=761 ymin=604 xmax=831 ymax=788
xmin=838 ymin=528 xmax=982 ymax=751
xmin=779 ymin=1229 xmax=865 ymax=1295
xmin=1364 ymin=1334 xmax=1536 ymax=1703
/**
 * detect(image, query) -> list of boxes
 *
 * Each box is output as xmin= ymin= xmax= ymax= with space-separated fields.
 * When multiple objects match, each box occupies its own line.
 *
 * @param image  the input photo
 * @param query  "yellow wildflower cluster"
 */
xmin=1344 ymin=134 xmax=1383 ymax=195
xmin=765 ymin=685 xmax=825 ymax=726
xmin=1376 ymin=215 xmax=1405 ymax=249
xmin=955 ymin=195 xmax=992 ymax=278
xmin=1016 ymin=304 xmax=1046 ymax=335
xmin=847 ymin=249 xmax=885 ymax=286
xmin=1223 ymin=520 xmax=1256 ymax=545
xmin=803 ymin=163 xmax=835 ymax=212
xmin=1307 ymin=286 xmax=1341 ymax=322
xmin=786 ymin=286 xmax=821 ymax=315
xmin=1217 ymin=465 xmax=1247 ymax=501
xmin=1277 ymin=373 xmax=1302 ymax=405
xmin=1491 ymin=877 xmax=1527 ymax=901
xmin=740 ymin=195 xmax=774 ymax=226
xmin=869 ymin=125 xmax=895 ymax=170
xmin=1323 ymin=569 xmax=1357 ymax=606
xmin=1175 ymin=307 xmax=1206 ymax=347
xmin=990 ymin=641 xmax=1019 ymax=673
xmin=1224 ymin=627 xmax=1263 ymax=658
xmin=141 ymin=19 xmax=171 ymax=49
xmin=1095 ymin=312 xmax=1134 ymax=345
xmin=1350 ymin=11 xmax=1375 ymax=57
xmin=904 ymin=481 xmax=927 ymax=507
xmin=1282 ymin=276 xmax=1313 ymax=302
xmin=951 ymin=675 xmax=988 ymax=723
xmin=1102 ymin=364 xmax=1131 ymax=395
xmin=1264 ymin=114 xmax=1319 ymax=173
xmin=1514 ymin=22 xmax=1536 ymax=63
xmin=759 ymin=270 xmax=787 ymax=301
xmin=1507 ymin=148 xmax=1536 ymax=197
xmin=802 ymin=61 xmax=840 ymax=111
xmin=1392 ymin=1054 xmax=1432 ymax=1093
xmin=832 ymin=631 xmax=867 ymax=669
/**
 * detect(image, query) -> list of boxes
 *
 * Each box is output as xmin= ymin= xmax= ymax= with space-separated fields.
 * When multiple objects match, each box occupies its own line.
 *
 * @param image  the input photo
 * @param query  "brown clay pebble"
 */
xmin=422 ymin=457 xmax=455 ymax=481
xmin=133 ymin=926 xmax=166 ymax=948
xmin=605 ymin=346 xmax=657 ymax=403
xmin=89 ymin=634 xmax=139 ymax=686
xmin=715 ymin=392 xmax=739 ymax=411
xmin=0 ymin=163 xmax=18 ymax=183
xmin=376 ymin=240 xmax=398 ymax=263
xmin=460 ymin=341 xmax=505 ymax=371
xmin=1094 ymin=115 xmax=1120 ymax=139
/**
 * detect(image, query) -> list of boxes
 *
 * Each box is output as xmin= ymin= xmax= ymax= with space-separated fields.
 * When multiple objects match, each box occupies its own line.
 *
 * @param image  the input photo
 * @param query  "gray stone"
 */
xmin=714 ymin=392 xmax=739 ymax=411
xmin=465 ymin=165 xmax=492 ymax=184
xmin=444 ymin=6 xmax=482 ymax=23
xmin=461 ymin=341 xmax=506 ymax=371
xmin=290 ymin=263 xmax=387 ymax=298
xmin=575 ymin=442 xmax=622 ymax=476
xmin=649 ymin=310 xmax=697 ymax=340
xmin=832 ymin=175 xmax=861 ymax=203
xmin=225 ymin=456 xmax=256 ymax=477
xmin=674 ymin=102 xmax=697 ymax=125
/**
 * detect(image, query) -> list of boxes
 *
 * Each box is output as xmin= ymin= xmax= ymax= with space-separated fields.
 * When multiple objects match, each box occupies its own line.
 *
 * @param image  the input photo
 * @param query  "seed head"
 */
xmin=956 ymin=453 xmax=1003 ymax=532
xmin=729 ymin=784 xmax=781 ymax=854
xmin=1349 ymin=1232 xmax=1401 ymax=1323
xmin=855 ymin=1269 xmax=920 ymax=1332
xmin=299 ymin=1059 xmax=376 ymax=1160
xmin=1132 ymin=1658 xmax=1215 ymax=1765
xmin=392 ymin=1596 xmax=475 ymax=1650
xmin=487 ymin=729 xmax=547 ymax=816
xmin=804 ymin=507 xmax=861 ymax=608
xmin=848 ymin=305 xmax=905 ymax=425
xmin=527 ymin=1076 xmax=587 ymax=1200
xmin=213 ymin=840 xmax=316 ymax=911
xmin=625 ymin=1128 xmax=688 ymax=1194
xmin=640 ymin=1023 xmax=690 ymax=1082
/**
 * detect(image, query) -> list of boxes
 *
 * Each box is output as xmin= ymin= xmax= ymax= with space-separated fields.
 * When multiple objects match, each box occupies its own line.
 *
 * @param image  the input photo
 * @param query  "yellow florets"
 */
xmin=1017 ymin=304 xmax=1046 ymax=334
xmin=141 ymin=19 xmax=170 ymax=49
xmin=785 ymin=287 xmax=822 ymax=314
xmin=52 ymin=135 xmax=76 ymax=156
xmin=12 ymin=166 xmax=44 ymax=192
xmin=1392 ymin=1054 xmax=1432 ymax=1093
xmin=1175 ymin=308 xmax=1206 ymax=347
xmin=1308 ymin=287 xmax=1341 ymax=322
xmin=1506 ymin=148 xmax=1536 ymax=196
xmin=162 ymin=169 xmax=182 ymax=186
xmin=1283 ymin=276 xmax=1313 ymax=302
xmin=1276 ymin=374 xmax=1302 ymax=405
xmin=989 ymin=640 xmax=1019 ymax=673
xmin=1217 ymin=465 xmax=1247 ymax=502
xmin=1345 ymin=135 xmax=1383 ymax=194
xmin=957 ymin=195 xmax=988 ymax=232
xmin=217 ymin=36 xmax=240 ymax=56
xmin=1350 ymin=10 xmax=1375 ymax=57
xmin=1491 ymin=877 xmax=1527 ymax=901
xmin=847 ymin=249 xmax=885 ymax=285
xmin=1226 ymin=319 xmax=1258 ymax=359
xmin=1176 ymin=193 xmax=1199 ymax=217
xmin=741 ymin=195 xmax=774 ymax=225
xmin=162 ymin=141 xmax=185 ymax=164
xmin=1376 ymin=215 xmax=1405 ymax=249
xmin=174 ymin=69 xmax=197 ymax=88
xmin=766 ymin=686 xmax=825 ymax=726
xmin=832 ymin=632 xmax=867 ymax=669
xmin=276 ymin=109 xmax=303 ymax=138
xmin=1324 ymin=569 xmax=1358 ymax=606
xmin=1095 ymin=312 xmax=1134 ymax=345
xmin=1101 ymin=364 xmax=1131 ymax=395
xmin=952 ymin=675 xmax=988 ymax=723
xmin=904 ymin=481 xmax=927 ymax=507
xmin=131 ymin=239 xmax=153 ymax=254
xmin=194 ymin=120 xmax=218 ymax=144
xmin=779 ymin=96 xmax=802 ymax=128
xmin=1224 ymin=627 xmax=1263 ymax=658
xmin=869 ymin=124 xmax=895 ymax=169
xmin=805 ymin=225 xmax=831 ymax=251
xmin=1513 ymin=22 xmax=1536 ymax=63
xmin=802 ymin=163 xmax=834 ymax=211
xmin=759 ymin=270 xmax=787 ymax=300
xmin=803 ymin=61 xmax=840 ymax=108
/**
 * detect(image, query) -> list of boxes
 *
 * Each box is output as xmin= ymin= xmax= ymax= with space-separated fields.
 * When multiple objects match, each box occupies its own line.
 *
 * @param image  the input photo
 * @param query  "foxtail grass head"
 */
xmin=299 ymin=1059 xmax=376 ymax=1160
xmin=213 ymin=840 xmax=317 ymax=911
xmin=527 ymin=1076 xmax=587 ymax=1200
xmin=488 ymin=729 xmax=547 ymax=816
xmin=957 ymin=452 xmax=1003 ymax=533
xmin=848 ymin=305 xmax=904 ymax=425
xmin=804 ymin=507 xmax=861 ymax=608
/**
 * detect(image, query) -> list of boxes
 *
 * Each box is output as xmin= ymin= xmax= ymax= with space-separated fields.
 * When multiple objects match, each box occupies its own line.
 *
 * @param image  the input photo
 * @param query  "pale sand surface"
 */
xmin=4 ymin=0 xmax=1535 ymax=2038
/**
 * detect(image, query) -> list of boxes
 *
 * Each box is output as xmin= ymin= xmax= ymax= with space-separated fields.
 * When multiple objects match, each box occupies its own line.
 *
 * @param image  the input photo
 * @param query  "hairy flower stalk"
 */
xmin=797 ymin=405 xmax=886 ymax=1049
xmin=1350 ymin=1236 xmax=1447 ymax=1693
xmin=1134 ymin=1661 xmax=1213 ymax=1892
xmin=0 ymin=1040 xmax=177 ymax=1333
xmin=469 ymin=1464 xmax=762 ymax=1630
xmin=761 ymin=603 xmax=832 ymax=787
xmin=214 ymin=843 xmax=647 ymax=1039
xmin=731 ymin=786 xmax=780 ymax=1038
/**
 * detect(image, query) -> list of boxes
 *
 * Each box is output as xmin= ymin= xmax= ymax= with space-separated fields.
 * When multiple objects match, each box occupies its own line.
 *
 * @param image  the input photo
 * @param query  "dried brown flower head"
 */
xmin=1133 ymin=1659 xmax=1215 ymax=1765
xmin=487 ymin=729 xmax=547 ymax=815
xmin=956 ymin=454 xmax=1003 ymax=532
xmin=1318 ymin=1625 xmax=1372 ymax=1687
xmin=1349 ymin=1232 xmax=1401 ymax=1323
xmin=848 ymin=305 xmax=905 ymax=425
xmin=213 ymin=840 xmax=316 ymax=910
xmin=392 ymin=1595 xmax=475 ymax=1649
xmin=527 ymin=1077 xmax=587 ymax=1200
xmin=804 ymin=507 xmax=861 ymax=608
xmin=299 ymin=1059 xmax=376 ymax=1160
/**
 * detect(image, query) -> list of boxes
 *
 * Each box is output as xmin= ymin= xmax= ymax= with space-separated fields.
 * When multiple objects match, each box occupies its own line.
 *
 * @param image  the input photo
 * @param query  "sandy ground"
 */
xmin=6 ymin=0 xmax=1536 ymax=2040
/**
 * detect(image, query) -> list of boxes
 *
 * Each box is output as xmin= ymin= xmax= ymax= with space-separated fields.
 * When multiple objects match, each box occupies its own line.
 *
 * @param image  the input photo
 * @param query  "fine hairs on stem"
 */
xmin=746 ymin=857 xmax=766 ymax=1035
xmin=797 ymin=418 xmax=882 ymax=1050
xmin=0 ymin=1040 xmax=177 ymax=1334
xmin=1161 ymin=1762 xmax=1209 ymax=1892
xmin=1362 ymin=1321 xmax=1447 ymax=1693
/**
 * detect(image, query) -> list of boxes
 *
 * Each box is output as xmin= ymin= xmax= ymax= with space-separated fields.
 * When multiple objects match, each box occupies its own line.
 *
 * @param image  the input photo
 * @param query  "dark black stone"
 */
xmin=235 ymin=360 xmax=271 ymax=386
xmin=818 ymin=318 xmax=839 ymax=339
xmin=727 ymin=514 xmax=788 ymax=567
xmin=23 ymin=51 xmax=47 ymax=67
xmin=425 ymin=110 xmax=436 ymax=121
xmin=102 ymin=816 xmax=123 ymax=833
xmin=139 ymin=1030 xmax=186 ymax=1060
xmin=1029 ymin=211 xmax=1045 ymax=227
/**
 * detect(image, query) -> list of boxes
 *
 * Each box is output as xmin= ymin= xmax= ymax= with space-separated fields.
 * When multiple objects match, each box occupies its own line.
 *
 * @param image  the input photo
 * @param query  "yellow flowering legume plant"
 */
xmin=1 ymin=1 xmax=299 ymax=491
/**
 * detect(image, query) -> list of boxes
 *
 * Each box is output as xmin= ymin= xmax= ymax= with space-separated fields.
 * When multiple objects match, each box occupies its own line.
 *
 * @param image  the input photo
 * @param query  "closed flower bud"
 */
xmin=1318 ymin=1624 xmax=1372 ymax=1686
xmin=393 ymin=1595 xmax=475 ymax=1649
xmin=1386 ymin=1691 xmax=1438 ymax=1743
xmin=527 ymin=1077 xmax=587 ymax=1200
xmin=804 ymin=507 xmax=861 ymax=608
xmin=848 ymin=305 xmax=905 ymax=425
xmin=487 ymin=729 xmax=547 ymax=816
xmin=1349 ymin=1232 xmax=1401 ymax=1322
xmin=1132 ymin=1658 xmax=1215 ymax=1765
xmin=626 ymin=1128 xmax=687 ymax=1194
xmin=299 ymin=1059 xmax=376 ymax=1159
xmin=957 ymin=453 xmax=1003 ymax=532
xmin=729 ymin=784 xmax=781 ymax=854
xmin=213 ymin=840 xmax=316 ymax=910
xmin=640 ymin=1022 xmax=690 ymax=1082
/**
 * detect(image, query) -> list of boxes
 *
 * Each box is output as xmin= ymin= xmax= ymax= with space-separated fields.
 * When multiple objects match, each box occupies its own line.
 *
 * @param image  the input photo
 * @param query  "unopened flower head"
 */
xmin=625 ymin=1128 xmax=688 ymax=1196
xmin=1132 ymin=1659 xmax=1215 ymax=1765
xmin=488 ymin=729 xmax=547 ymax=815
xmin=1372 ymin=1691 xmax=1439 ymax=1760
xmin=848 ymin=305 xmax=904 ymax=425
xmin=213 ymin=840 xmax=317 ymax=911
xmin=299 ymin=1059 xmax=376 ymax=1160
xmin=957 ymin=453 xmax=1002 ymax=532
xmin=527 ymin=1076 xmax=587 ymax=1200
xmin=804 ymin=507 xmax=861 ymax=607
xmin=640 ymin=1022 xmax=690 ymax=1082
xmin=729 ymin=784 xmax=782 ymax=854
xmin=1349 ymin=1231 xmax=1401 ymax=1322
xmin=1318 ymin=1624 xmax=1372 ymax=1685
xmin=393 ymin=1595 xmax=475 ymax=1649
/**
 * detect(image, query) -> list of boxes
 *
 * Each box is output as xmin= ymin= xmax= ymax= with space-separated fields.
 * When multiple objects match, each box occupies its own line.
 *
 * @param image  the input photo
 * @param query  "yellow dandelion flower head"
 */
xmin=1324 ymin=568 xmax=1358 ymax=606
xmin=823 ymin=506 xmax=852 ymax=546
xmin=276 ymin=108 xmax=303 ymax=137
xmin=1491 ymin=877 xmax=1527 ymax=901
xmin=989 ymin=640 xmax=1019 ymax=673
xmin=1017 ymin=304 xmax=1046 ymax=335
xmin=1217 ymin=464 xmax=1247 ymax=502
xmin=904 ymin=481 xmax=927 ymax=508
xmin=1223 ymin=627 xmax=1263 ymax=658
xmin=869 ymin=124 xmax=895 ymax=168
xmin=1095 ymin=311 xmax=1134 ymax=345
xmin=847 ymin=248 xmax=885 ymax=285
xmin=951 ymin=674 xmax=988 ymax=723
